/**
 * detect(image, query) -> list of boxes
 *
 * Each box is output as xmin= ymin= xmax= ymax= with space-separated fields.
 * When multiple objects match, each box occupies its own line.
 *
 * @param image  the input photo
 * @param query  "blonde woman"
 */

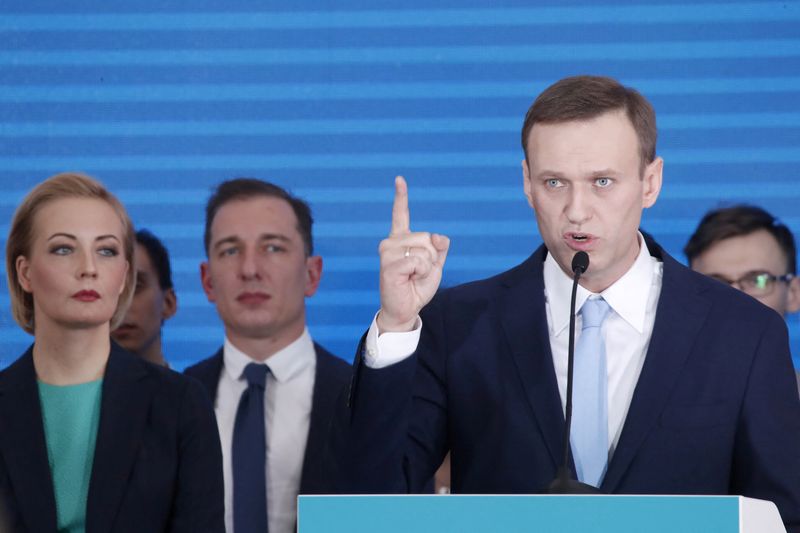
xmin=0 ymin=173 xmax=224 ymax=533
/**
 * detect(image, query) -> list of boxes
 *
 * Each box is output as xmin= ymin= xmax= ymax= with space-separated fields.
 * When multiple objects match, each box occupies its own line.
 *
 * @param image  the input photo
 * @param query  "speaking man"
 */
xmin=339 ymin=76 xmax=800 ymax=531
xmin=185 ymin=178 xmax=350 ymax=533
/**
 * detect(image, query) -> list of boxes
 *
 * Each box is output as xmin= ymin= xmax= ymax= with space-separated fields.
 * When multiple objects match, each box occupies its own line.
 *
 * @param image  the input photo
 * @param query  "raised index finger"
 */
xmin=390 ymin=175 xmax=411 ymax=235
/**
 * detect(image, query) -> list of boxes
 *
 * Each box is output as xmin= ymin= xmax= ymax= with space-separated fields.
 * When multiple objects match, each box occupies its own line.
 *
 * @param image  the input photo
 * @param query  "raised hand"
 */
xmin=376 ymin=176 xmax=450 ymax=332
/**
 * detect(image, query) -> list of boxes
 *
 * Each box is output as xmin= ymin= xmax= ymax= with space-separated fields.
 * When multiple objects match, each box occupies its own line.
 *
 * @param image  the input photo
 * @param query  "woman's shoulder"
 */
xmin=109 ymin=344 xmax=212 ymax=409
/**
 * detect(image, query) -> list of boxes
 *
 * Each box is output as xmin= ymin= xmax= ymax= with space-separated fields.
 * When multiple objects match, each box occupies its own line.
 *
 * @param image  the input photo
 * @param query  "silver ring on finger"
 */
xmin=404 ymin=247 xmax=411 ymax=258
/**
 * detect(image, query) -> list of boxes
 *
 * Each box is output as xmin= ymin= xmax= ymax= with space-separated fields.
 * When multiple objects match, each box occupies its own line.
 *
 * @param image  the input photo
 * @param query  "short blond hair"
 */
xmin=6 ymin=172 xmax=136 ymax=334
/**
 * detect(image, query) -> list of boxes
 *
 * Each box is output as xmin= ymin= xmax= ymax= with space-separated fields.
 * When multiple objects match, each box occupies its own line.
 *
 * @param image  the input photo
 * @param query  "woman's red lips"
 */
xmin=72 ymin=290 xmax=100 ymax=301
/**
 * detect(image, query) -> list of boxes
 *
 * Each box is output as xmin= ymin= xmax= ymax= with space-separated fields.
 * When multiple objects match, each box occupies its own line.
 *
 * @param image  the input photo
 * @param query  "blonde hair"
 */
xmin=6 ymin=172 xmax=136 ymax=334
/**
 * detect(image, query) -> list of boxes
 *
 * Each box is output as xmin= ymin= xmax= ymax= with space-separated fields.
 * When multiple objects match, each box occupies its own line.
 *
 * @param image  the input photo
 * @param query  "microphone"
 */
xmin=572 ymin=251 xmax=589 ymax=276
xmin=546 ymin=251 xmax=602 ymax=494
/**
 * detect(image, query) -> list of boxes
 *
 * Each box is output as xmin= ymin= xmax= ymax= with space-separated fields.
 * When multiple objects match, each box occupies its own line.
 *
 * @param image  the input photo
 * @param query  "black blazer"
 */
xmin=0 ymin=342 xmax=225 ymax=533
xmin=341 ymin=244 xmax=800 ymax=531
xmin=184 ymin=342 xmax=351 ymax=494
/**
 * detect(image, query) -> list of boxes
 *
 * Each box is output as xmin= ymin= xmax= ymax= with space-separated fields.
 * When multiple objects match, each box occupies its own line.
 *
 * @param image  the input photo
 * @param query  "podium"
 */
xmin=298 ymin=494 xmax=786 ymax=533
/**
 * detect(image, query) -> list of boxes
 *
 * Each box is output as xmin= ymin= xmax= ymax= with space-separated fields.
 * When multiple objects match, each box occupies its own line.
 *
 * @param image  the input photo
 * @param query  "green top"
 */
xmin=38 ymin=379 xmax=103 ymax=533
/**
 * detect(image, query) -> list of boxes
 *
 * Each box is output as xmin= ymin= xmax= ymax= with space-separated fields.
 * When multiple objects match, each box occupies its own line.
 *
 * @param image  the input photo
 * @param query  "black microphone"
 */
xmin=546 ymin=251 xmax=602 ymax=494
xmin=571 ymin=251 xmax=589 ymax=276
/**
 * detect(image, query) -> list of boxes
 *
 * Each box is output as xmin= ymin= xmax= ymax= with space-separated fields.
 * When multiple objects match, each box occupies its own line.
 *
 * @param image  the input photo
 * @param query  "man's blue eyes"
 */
xmin=220 ymin=245 xmax=284 ymax=256
xmin=545 ymin=178 xmax=612 ymax=188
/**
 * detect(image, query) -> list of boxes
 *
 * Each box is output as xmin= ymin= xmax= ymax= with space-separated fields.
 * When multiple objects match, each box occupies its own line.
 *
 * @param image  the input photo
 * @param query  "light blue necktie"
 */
xmin=571 ymin=297 xmax=612 ymax=487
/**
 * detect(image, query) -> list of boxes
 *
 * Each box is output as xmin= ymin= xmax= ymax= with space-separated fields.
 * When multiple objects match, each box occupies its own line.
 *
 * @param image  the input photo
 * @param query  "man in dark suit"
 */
xmin=185 ymin=178 xmax=350 ymax=533
xmin=339 ymin=76 xmax=800 ymax=531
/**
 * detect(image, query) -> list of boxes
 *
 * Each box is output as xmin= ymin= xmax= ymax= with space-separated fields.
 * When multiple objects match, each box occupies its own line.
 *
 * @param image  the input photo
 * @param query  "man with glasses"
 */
xmin=685 ymin=205 xmax=800 ymax=393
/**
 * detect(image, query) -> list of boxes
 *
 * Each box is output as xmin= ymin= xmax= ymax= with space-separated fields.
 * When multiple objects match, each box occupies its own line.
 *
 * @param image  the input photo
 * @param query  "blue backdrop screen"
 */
xmin=1 ymin=1 xmax=798 ymax=369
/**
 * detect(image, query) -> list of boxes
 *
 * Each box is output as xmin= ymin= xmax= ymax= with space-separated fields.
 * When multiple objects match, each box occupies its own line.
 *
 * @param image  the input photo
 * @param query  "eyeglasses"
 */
xmin=709 ymin=271 xmax=795 ymax=297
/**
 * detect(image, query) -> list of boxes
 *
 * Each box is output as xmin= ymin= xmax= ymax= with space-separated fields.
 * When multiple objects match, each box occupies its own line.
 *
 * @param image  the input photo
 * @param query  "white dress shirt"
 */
xmin=365 ymin=236 xmax=663 ymax=458
xmin=215 ymin=328 xmax=316 ymax=533
xmin=544 ymin=237 xmax=662 ymax=455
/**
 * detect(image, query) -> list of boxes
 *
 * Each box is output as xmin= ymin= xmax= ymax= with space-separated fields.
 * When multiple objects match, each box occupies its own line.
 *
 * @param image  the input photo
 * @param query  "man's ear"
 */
xmin=162 ymin=288 xmax=178 ymax=320
xmin=642 ymin=156 xmax=663 ymax=209
xmin=786 ymin=274 xmax=800 ymax=314
xmin=522 ymin=159 xmax=534 ymax=209
xmin=304 ymin=256 xmax=323 ymax=297
xmin=200 ymin=261 xmax=216 ymax=303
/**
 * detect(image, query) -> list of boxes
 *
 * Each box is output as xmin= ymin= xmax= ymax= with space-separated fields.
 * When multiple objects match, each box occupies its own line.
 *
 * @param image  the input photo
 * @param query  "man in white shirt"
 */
xmin=185 ymin=178 xmax=350 ymax=533
xmin=337 ymin=75 xmax=800 ymax=531
xmin=684 ymin=204 xmax=800 ymax=393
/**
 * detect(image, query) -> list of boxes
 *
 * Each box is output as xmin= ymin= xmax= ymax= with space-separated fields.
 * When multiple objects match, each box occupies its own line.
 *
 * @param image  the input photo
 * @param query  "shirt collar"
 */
xmin=544 ymin=233 xmax=656 ymax=336
xmin=222 ymin=328 xmax=315 ymax=384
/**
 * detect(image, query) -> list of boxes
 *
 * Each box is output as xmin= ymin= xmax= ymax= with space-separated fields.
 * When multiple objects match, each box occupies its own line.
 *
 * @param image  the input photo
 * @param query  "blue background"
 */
xmin=0 ymin=1 xmax=798 ymax=369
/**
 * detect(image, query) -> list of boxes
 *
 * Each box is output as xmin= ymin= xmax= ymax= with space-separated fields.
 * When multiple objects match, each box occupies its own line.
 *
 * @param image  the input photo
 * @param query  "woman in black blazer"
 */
xmin=0 ymin=172 xmax=224 ymax=533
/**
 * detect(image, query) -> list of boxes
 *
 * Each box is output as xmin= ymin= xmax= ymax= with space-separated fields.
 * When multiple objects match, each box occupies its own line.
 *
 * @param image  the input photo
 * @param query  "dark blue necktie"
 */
xmin=233 ymin=362 xmax=270 ymax=533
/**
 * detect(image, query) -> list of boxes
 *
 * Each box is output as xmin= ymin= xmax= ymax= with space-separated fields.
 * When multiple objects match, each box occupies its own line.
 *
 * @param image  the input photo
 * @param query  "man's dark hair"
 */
xmin=684 ymin=205 xmax=797 ymax=274
xmin=204 ymin=178 xmax=314 ymax=256
xmin=521 ymin=75 xmax=657 ymax=175
xmin=136 ymin=229 xmax=174 ymax=290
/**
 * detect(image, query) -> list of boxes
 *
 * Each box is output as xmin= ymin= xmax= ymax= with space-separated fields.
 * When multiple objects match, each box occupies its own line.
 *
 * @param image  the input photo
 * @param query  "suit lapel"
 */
xmin=85 ymin=343 xmax=153 ymax=533
xmin=0 ymin=347 xmax=58 ymax=531
xmin=500 ymin=248 xmax=565 ymax=470
xmin=300 ymin=345 xmax=335 ymax=493
xmin=602 ymin=253 xmax=711 ymax=492
xmin=187 ymin=349 xmax=224 ymax=401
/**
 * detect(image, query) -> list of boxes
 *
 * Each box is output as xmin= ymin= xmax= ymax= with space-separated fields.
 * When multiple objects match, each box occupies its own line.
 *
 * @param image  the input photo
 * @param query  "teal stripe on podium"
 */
xmin=297 ymin=495 xmax=740 ymax=533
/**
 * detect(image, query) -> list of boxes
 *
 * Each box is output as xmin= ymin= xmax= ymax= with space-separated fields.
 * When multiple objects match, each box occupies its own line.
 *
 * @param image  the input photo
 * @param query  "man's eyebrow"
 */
xmin=588 ymin=168 xmax=620 ymax=177
xmin=259 ymin=233 xmax=291 ymax=242
xmin=212 ymin=235 xmax=241 ymax=250
xmin=533 ymin=170 xmax=566 ymax=180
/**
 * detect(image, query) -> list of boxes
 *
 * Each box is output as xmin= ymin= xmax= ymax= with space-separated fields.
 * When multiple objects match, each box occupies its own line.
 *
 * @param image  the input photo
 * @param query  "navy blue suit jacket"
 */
xmin=0 ymin=342 xmax=225 ymax=533
xmin=342 ymin=244 xmax=800 ymax=531
xmin=184 ymin=342 xmax=351 ymax=494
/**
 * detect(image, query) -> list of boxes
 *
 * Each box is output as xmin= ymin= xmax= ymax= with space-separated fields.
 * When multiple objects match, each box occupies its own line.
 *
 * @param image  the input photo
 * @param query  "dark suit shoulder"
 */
xmin=0 ymin=345 xmax=35 ymax=390
xmin=313 ymin=343 xmax=351 ymax=381
xmin=420 ymin=248 xmax=546 ymax=329
xmin=183 ymin=350 xmax=223 ymax=378
xmin=664 ymin=253 xmax=784 ymax=329
xmin=109 ymin=345 xmax=209 ymax=404
xmin=433 ymin=248 xmax=545 ymax=303
xmin=182 ymin=349 xmax=224 ymax=402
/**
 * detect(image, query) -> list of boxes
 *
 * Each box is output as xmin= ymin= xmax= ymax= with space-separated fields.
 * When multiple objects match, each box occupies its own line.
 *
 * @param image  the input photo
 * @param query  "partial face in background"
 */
xmin=690 ymin=229 xmax=800 ymax=316
xmin=523 ymin=110 xmax=663 ymax=292
xmin=112 ymin=242 xmax=177 ymax=355
xmin=15 ymin=197 xmax=129 ymax=331
xmin=200 ymin=196 xmax=322 ymax=344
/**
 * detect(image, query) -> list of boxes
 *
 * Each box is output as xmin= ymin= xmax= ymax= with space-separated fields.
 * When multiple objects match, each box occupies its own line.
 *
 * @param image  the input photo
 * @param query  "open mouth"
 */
xmin=565 ymin=232 xmax=596 ymax=250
